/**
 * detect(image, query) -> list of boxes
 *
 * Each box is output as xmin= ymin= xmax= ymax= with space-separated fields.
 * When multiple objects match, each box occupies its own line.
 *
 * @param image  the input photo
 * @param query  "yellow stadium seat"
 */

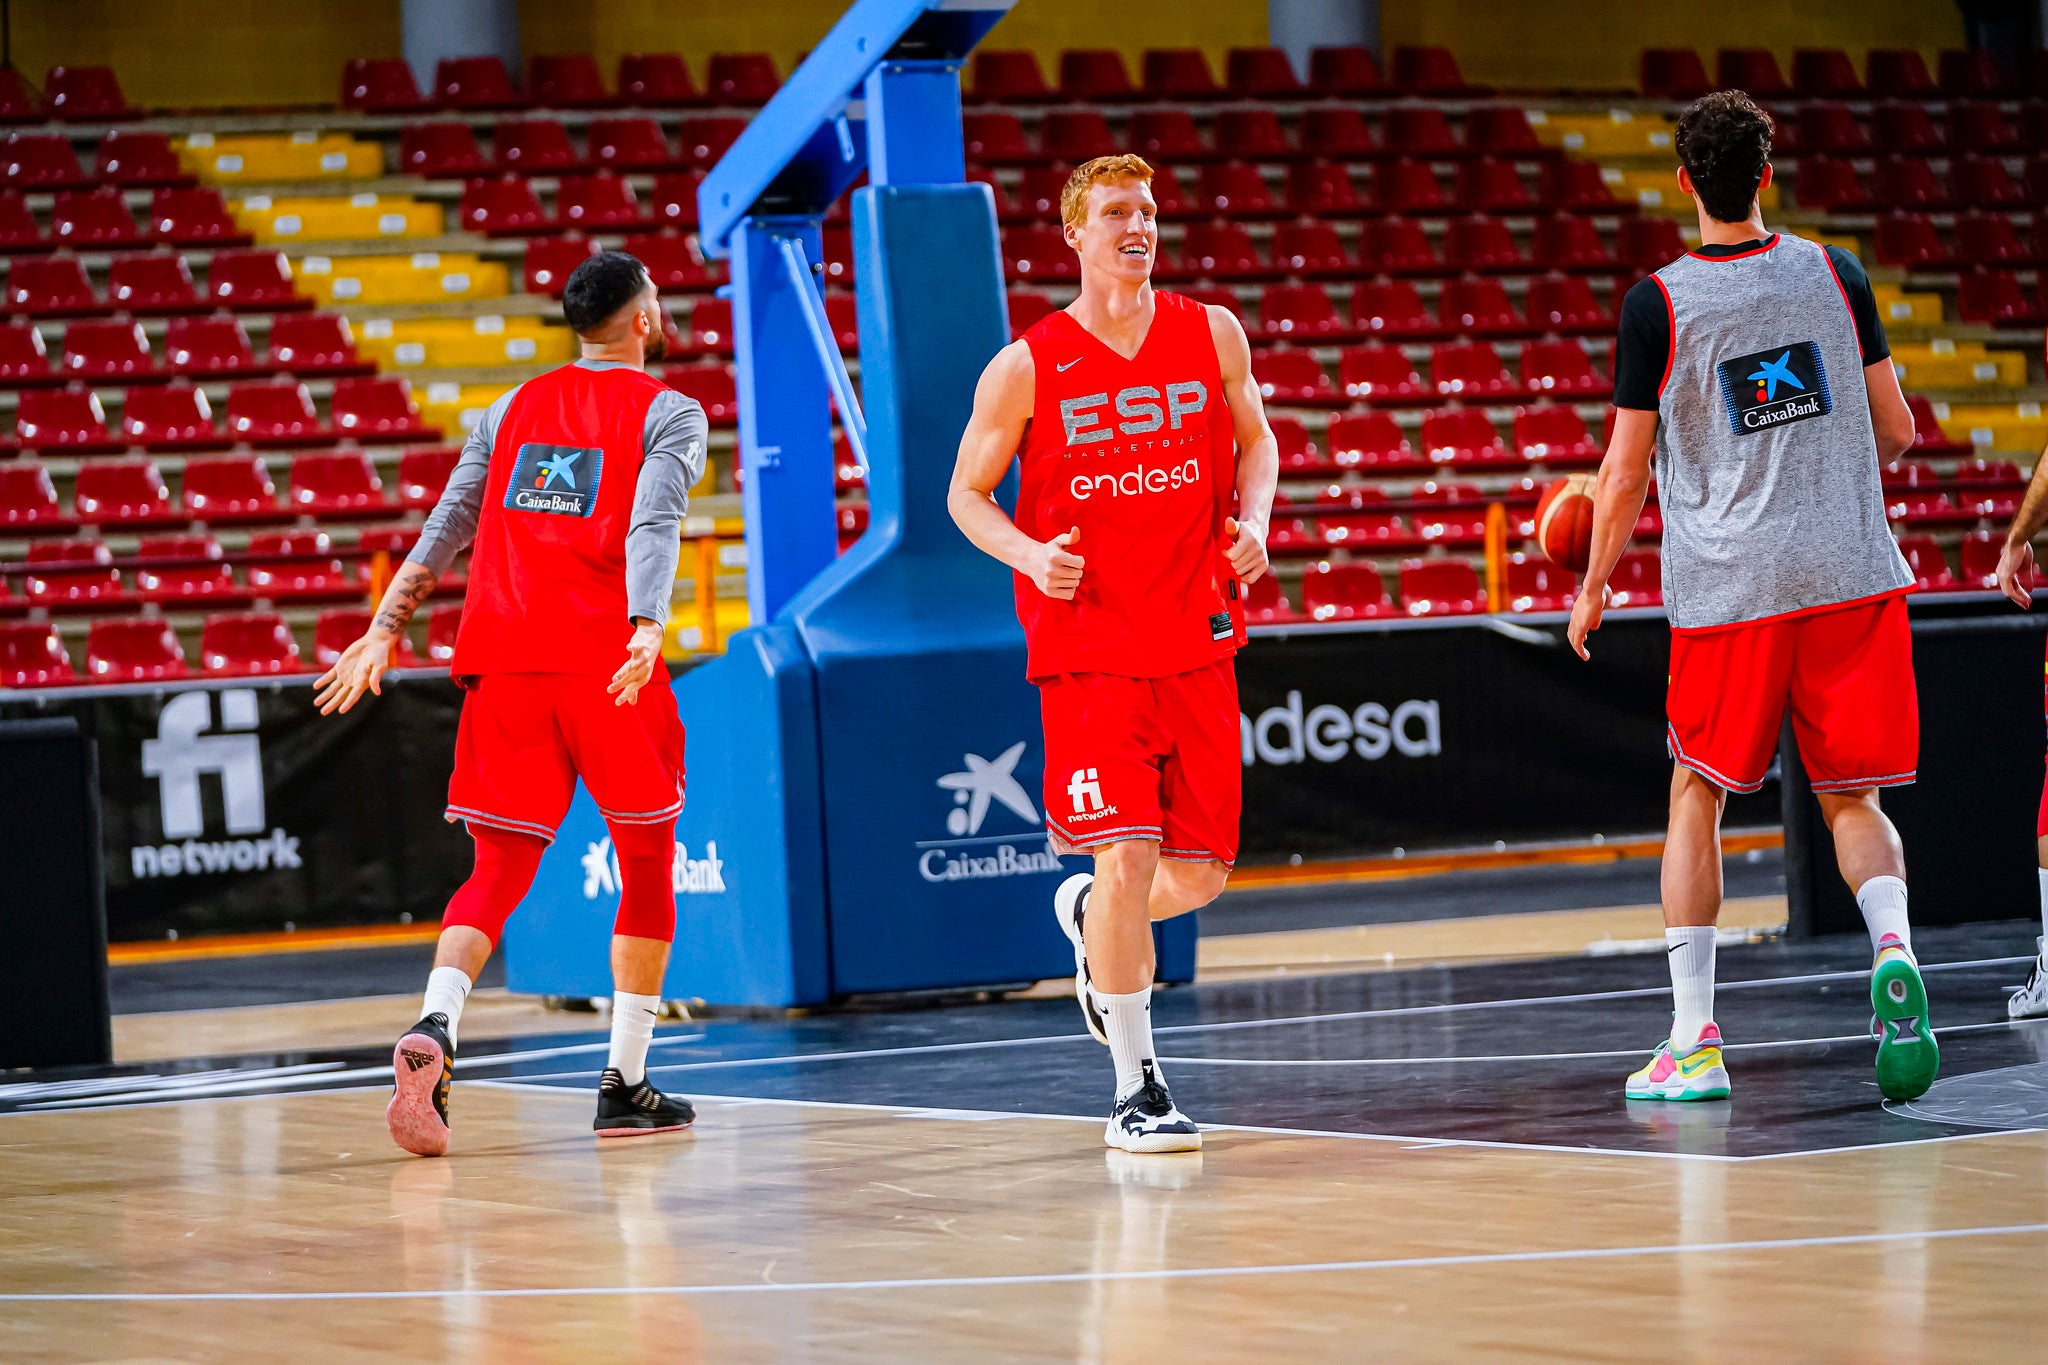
xmin=1942 ymin=401 xmax=2048 ymax=451
xmin=293 ymin=253 xmax=509 ymax=305
xmin=1527 ymin=109 xmax=1675 ymax=158
xmin=233 ymin=193 xmax=442 ymax=243
xmin=355 ymin=316 xmax=574 ymax=369
xmin=1892 ymin=341 xmax=2026 ymax=390
xmin=180 ymin=132 xmax=384 ymax=183
xmin=1872 ymin=284 xmax=1943 ymax=326
xmin=418 ymin=381 xmax=517 ymax=438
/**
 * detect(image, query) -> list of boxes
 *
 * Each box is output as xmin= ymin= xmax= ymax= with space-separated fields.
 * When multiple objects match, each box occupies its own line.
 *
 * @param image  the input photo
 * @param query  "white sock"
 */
xmin=1092 ymin=986 xmax=1156 ymax=1099
xmin=419 ymin=966 xmax=472 ymax=1049
xmin=1666 ymin=927 xmax=1716 ymax=1053
xmin=1855 ymin=875 xmax=1913 ymax=959
xmin=608 ymin=990 xmax=662 ymax=1086
xmin=2036 ymin=868 xmax=2048 ymax=949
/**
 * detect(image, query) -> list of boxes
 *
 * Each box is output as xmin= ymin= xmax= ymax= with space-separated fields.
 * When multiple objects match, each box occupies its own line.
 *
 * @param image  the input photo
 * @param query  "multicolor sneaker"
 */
xmin=2007 ymin=938 xmax=2048 ymax=1021
xmin=1624 ymin=1024 xmax=1731 ymax=1102
xmin=1106 ymin=1061 xmax=1202 ymax=1153
xmin=388 ymin=1013 xmax=455 ymax=1157
xmin=1055 ymin=872 xmax=1109 ymax=1045
xmin=1872 ymin=935 xmax=1939 ymax=1101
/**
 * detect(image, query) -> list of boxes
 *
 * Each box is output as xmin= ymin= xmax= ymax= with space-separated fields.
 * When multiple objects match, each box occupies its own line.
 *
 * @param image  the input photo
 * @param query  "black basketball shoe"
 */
xmin=1055 ymin=872 xmax=1109 ymax=1044
xmin=593 ymin=1068 xmax=697 ymax=1137
xmin=1106 ymin=1060 xmax=1202 ymax=1153
xmin=388 ymin=1013 xmax=455 ymax=1158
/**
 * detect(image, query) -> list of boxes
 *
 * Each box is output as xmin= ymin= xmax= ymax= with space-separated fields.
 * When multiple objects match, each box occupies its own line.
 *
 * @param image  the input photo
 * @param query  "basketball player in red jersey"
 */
xmin=314 ymin=252 xmax=709 ymax=1156
xmin=949 ymin=155 xmax=1280 ymax=1153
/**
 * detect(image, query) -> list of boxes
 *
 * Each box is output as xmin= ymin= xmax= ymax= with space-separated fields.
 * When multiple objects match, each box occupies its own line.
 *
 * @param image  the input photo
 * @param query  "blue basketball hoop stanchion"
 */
xmin=501 ymin=0 xmax=1196 ymax=1005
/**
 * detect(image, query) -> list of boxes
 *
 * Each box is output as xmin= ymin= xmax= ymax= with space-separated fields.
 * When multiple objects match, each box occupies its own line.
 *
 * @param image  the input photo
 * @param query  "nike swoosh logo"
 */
xmin=1055 ymin=359 xmax=1081 ymax=372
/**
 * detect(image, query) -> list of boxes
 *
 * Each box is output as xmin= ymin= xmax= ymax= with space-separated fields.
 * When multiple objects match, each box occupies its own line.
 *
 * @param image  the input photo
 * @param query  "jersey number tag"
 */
xmin=1714 ymin=341 xmax=1832 ymax=436
xmin=505 ymin=442 xmax=604 ymax=518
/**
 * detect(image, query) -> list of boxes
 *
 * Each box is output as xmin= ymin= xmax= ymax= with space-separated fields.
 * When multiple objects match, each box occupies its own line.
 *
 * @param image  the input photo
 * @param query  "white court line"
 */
xmin=4 ymin=1222 xmax=2043 ymax=1303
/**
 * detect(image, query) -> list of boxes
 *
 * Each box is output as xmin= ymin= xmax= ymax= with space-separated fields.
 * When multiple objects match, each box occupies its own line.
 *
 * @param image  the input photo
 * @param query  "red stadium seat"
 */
xmin=1300 ymin=108 xmax=1378 ymax=161
xmin=1130 ymin=110 xmax=1210 ymax=162
xmin=1392 ymin=46 xmax=1471 ymax=96
xmin=180 ymin=454 xmax=278 ymax=521
xmin=1956 ymin=271 xmax=2043 ymax=327
xmin=61 ymin=319 xmax=157 ymax=382
xmin=1436 ymin=280 xmax=1521 ymax=336
xmin=1357 ymin=219 xmax=1439 ymax=277
xmin=313 ymin=608 xmax=422 ymax=669
xmin=1005 ymin=290 xmax=1055 ymax=339
xmin=85 ymin=617 xmax=188 ymax=681
xmin=1142 ymin=48 xmax=1218 ymax=99
xmin=51 ymin=188 xmax=146 ymax=248
xmin=17 ymin=387 xmax=117 ymax=451
xmin=1791 ymin=48 xmax=1862 ymax=97
xmin=1302 ymin=562 xmax=1397 ymax=621
xmin=41 ymin=65 xmax=135 ymax=121
xmin=8 ymin=256 xmax=104 ymax=316
xmin=0 ymin=69 xmax=33 ymax=125
xmin=342 ymin=58 xmax=431 ymax=114
xmin=435 ymin=56 xmax=523 ymax=112
xmin=1505 ymin=553 xmax=1576 ymax=612
xmin=1867 ymin=50 xmax=1936 ymax=98
xmin=107 ymin=252 xmax=201 ymax=314
xmin=1215 ymin=109 xmax=1292 ymax=161
xmin=1399 ymin=556 xmax=1485 ymax=615
xmin=245 ymin=530 xmax=356 ymax=600
xmin=225 ymin=380 xmax=329 ymax=446
xmin=1874 ymin=106 xmax=1946 ymax=158
xmin=1180 ymin=223 xmax=1267 ymax=279
xmin=0 ymin=463 xmax=65 ymax=528
xmin=1266 ymin=416 xmax=1323 ymax=474
xmin=1873 ymin=213 xmax=1952 ymax=269
xmin=1640 ymin=49 xmax=1711 ymax=99
xmin=1227 ymin=47 xmax=1302 ymax=99
xmin=201 ymin=611 xmax=304 ymax=675
xmin=397 ymin=448 xmax=459 ymax=510
xmin=1514 ymin=404 xmax=1601 ymax=468
xmin=1196 ymin=162 xmax=1278 ymax=218
xmin=663 ymin=361 xmax=739 ymax=426
xmin=558 ymin=172 xmax=651 ymax=230
xmin=1421 ymin=408 xmax=1515 ymax=468
xmin=399 ymin=122 xmax=488 ymax=178
xmin=1903 ymin=395 xmax=1969 ymax=454
xmin=290 ymin=450 xmax=388 ymax=516
xmin=1960 ymin=528 xmax=2025 ymax=588
xmin=73 ymin=459 xmax=174 ymax=525
xmin=1453 ymin=159 xmax=1531 ymax=214
xmin=1058 ymin=50 xmax=1136 ymax=102
xmin=970 ymin=50 xmax=1051 ymax=103
xmin=1954 ymin=155 xmax=2024 ymax=211
xmin=1443 ymin=216 xmax=1527 ymax=273
xmin=1894 ymin=534 xmax=1959 ymax=591
xmin=677 ymin=117 xmax=745 ymax=168
xmin=1253 ymin=349 xmax=1339 ymax=404
xmin=649 ymin=172 xmax=704 ymax=229
xmin=149 ymin=187 xmax=249 ymax=247
xmin=1429 ymin=342 xmax=1516 ymax=398
xmin=1541 ymin=159 xmax=1620 ymax=212
xmin=1241 ymin=569 xmax=1296 ymax=623
xmin=425 ymin=605 xmax=463 ymax=661
xmin=962 ymin=113 xmax=1033 ymax=165
xmin=459 ymin=175 xmax=555 ymax=235
xmin=706 ymin=53 xmax=780 ymax=104
xmin=1616 ymin=217 xmax=1686 ymax=273
xmin=206 ymin=249 xmax=308 ymax=311
xmin=1350 ymin=280 xmax=1436 ymax=338
xmin=267 ymin=312 xmax=367 ymax=375
xmin=1526 ymin=275 xmax=1614 ymax=334
xmin=96 ymin=131 xmax=191 ymax=188
xmin=331 ymin=377 xmax=436 ymax=442
xmin=1468 ymin=108 xmax=1543 ymax=157
xmin=589 ymin=118 xmax=676 ymax=172
xmin=1797 ymin=103 xmax=1869 ymax=156
xmin=0 ymin=321 xmax=51 ymax=384
xmin=624 ymin=230 xmax=716 ymax=293
xmin=1256 ymin=284 xmax=1344 ymax=341
xmin=1 ymin=621 xmax=77 ymax=687
xmin=1380 ymin=158 xmax=1447 ymax=215
xmin=1287 ymin=160 xmax=1365 ymax=218
xmin=683 ymin=296 xmax=734 ymax=352
xmin=1940 ymin=49 xmax=2015 ymax=98
xmin=1793 ymin=156 xmax=1871 ymax=213
xmin=1951 ymin=101 xmax=2020 ymax=154
xmin=528 ymin=54 xmax=611 ymax=109
xmin=1270 ymin=222 xmax=1353 ymax=277
xmin=493 ymin=119 xmax=582 ymax=174
xmin=1037 ymin=111 xmax=1110 ymax=166
xmin=1716 ymin=49 xmax=1789 ymax=97
xmin=518 ymin=234 xmax=597 ymax=302
xmin=2 ymin=133 xmax=91 ymax=190
xmin=0 ymin=190 xmax=45 ymax=252
xmin=1308 ymin=46 xmax=1385 ymax=98
xmin=1328 ymin=411 xmax=1427 ymax=471
xmin=619 ymin=54 xmax=700 ymax=107
xmin=122 ymin=383 xmax=224 ymax=449
xmin=1338 ymin=345 xmax=1427 ymax=403
xmin=1521 ymin=340 xmax=1607 ymax=397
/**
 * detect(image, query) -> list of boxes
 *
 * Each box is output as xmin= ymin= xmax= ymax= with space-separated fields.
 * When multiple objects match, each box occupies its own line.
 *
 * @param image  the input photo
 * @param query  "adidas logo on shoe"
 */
xmin=400 ymin=1048 xmax=435 ymax=1071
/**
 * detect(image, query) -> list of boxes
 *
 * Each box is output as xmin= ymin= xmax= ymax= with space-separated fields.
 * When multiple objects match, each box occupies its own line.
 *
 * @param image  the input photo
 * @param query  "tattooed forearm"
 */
xmin=370 ymin=562 xmax=439 ymax=635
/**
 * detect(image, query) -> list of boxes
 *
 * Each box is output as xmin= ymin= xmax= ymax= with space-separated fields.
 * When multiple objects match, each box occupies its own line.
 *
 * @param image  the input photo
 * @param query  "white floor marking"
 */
xmin=5 ymin=1222 xmax=2043 ymax=1303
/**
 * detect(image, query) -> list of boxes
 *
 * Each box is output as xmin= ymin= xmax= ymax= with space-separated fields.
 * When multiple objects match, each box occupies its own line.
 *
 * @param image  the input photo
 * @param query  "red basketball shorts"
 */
xmin=445 ymin=673 xmax=685 ymax=843
xmin=1037 ymin=659 xmax=1241 ymax=867
xmin=1666 ymin=592 xmax=1917 ymax=796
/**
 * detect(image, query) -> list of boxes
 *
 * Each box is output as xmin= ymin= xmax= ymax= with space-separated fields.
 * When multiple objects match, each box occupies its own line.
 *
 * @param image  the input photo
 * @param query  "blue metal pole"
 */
xmin=776 ymin=234 xmax=869 ymax=476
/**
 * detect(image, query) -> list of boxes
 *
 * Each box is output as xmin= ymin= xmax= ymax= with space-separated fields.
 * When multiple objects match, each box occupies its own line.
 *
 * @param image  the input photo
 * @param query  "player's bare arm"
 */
xmin=1208 ymin=304 xmax=1278 ymax=583
xmin=1567 ymin=408 xmax=1658 ymax=660
xmin=1998 ymin=438 xmax=2048 ymax=609
xmin=948 ymin=338 xmax=1085 ymax=599
xmin=314 ymin=560 xmax=438 ymax=715
xmin=1861 ymin=354 xmax=1918 ymax=466
xmin=609 ymin=617 xmax=666 ymax=706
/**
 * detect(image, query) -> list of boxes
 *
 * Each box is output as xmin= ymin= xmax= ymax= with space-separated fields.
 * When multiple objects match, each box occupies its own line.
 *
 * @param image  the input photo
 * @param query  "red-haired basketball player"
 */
xmin=1570 ymin=93 xmax=1938 ymax=1103
xmin=315 ymin=251 xmax=708 ymax=1155
xmin=950 ymin=155 xmax=1279 ymax=1152
xmin=1992 ymin=358 xmax=2048 ymax=1020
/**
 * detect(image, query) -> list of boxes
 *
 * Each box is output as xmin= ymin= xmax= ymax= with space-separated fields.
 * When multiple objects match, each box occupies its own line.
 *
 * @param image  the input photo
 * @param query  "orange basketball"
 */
xmin=1535 ymin=474 xmax=1596 ymax=572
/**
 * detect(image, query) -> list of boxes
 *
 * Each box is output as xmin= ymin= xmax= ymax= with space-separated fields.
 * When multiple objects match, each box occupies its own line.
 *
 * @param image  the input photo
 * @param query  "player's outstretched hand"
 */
xmin=1224 ymin=516 xmax=1268 ymax=584
xmin=609 ymin=620 xmax=666 ymax=707
xmin=313 ymin=633 xmax=394 ymax=715
xmin=1565 ymin=585 xmax=1609 ymax=661
xmin=1996 ymin=536 xmax=2037 ymax=609
xmin=1032 ymin=526 xmax=1085 ymax=600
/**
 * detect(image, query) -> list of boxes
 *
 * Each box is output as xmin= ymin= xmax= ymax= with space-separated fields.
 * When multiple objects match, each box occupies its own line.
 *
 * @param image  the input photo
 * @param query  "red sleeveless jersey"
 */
xmin=451 ymin=362 xmax=668 ymax=677
xmin=1014 ymin=289 xmax=1240 ymax=681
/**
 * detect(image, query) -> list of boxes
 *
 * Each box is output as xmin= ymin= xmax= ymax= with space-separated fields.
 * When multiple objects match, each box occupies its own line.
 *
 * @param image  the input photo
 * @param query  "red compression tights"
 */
xmin=441 ymin=825 xmax=547 ymax=943
xmin=608 ymin=819 xmax=677 ymax=943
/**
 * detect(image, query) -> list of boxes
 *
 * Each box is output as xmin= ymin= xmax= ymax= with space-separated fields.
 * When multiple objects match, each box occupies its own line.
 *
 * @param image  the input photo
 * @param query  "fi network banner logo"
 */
xmin=132 ymin=689 xmax=301 ymax=879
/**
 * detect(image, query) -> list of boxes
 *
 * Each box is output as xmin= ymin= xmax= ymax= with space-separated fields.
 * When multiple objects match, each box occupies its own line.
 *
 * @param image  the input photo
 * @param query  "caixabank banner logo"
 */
xmin=1715 ymin=341 xmax=1832 ymax=435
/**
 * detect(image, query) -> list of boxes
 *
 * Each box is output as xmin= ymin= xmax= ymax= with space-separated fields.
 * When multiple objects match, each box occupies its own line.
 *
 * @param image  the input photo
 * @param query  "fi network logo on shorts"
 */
xmin=1715 ymin=341 xmax=1832 ymax=435
xmin=133 ymin=689 xmax=301 ymax=879
xmin=1066 ymin=767 xmax=1105 ymax=816
xmin=919 ymin=741 xmax=1063 ymax=883
xmin=505 ymin=442 xmax=604 ymax=518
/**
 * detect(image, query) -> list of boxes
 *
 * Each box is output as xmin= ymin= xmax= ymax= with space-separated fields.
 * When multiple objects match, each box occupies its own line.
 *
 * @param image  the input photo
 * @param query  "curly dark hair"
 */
xmin=1674 ymin=90 xmax=1774 ymax=224
xmin=561 ymin=250 xmax=650 ymax=337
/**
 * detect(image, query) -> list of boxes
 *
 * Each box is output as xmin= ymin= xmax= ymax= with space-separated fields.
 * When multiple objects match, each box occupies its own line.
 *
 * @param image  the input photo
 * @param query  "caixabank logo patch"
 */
xmin=1715 ymin=342 xmax=1832 ymax=435
xmin=505 ymin=442 xmax=603 ymax=517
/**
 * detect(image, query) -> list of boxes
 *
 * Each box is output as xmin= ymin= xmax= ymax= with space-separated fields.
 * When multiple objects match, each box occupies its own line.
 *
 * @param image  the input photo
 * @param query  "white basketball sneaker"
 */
xmin=1105 ymin=1061 xmax=1202 ymax=1154
xmin=1055 ymin=872 xmax=1108 ymax=1044
xmin=2009 ymin=939 xmax=2048 ymax=1021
